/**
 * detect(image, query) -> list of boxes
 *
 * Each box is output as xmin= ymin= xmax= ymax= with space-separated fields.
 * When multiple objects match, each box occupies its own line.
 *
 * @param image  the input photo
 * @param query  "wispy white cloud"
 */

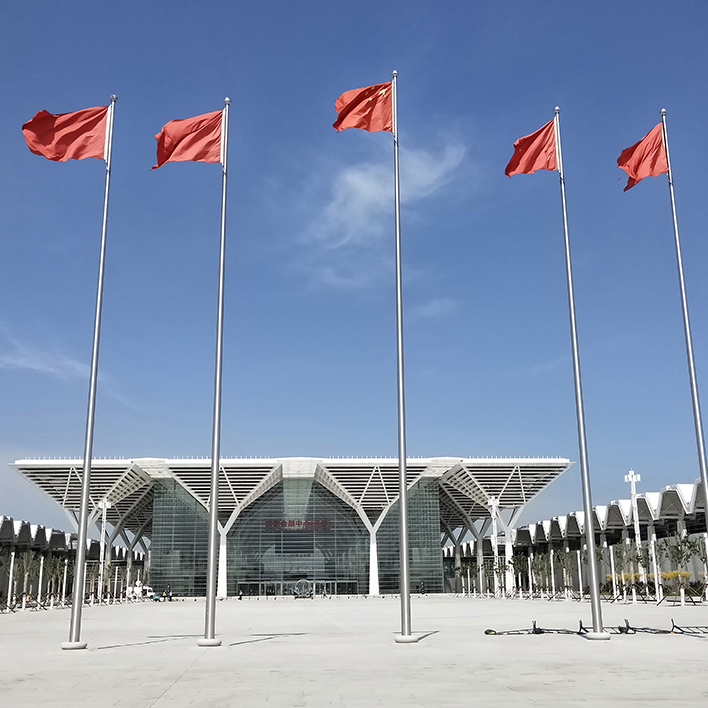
xmin=0 ymin=330 xmax=137 ymax=409
xmin=493 ymin=356 xmax=570 ymax=379
xmin=525 ymin=356 xmax=569 ymax=376
xmin=308 ymin=161 xmax=391 ymax=250
xmin=293 ymin=134 xmax=467 ymax=290
xmin=307 ymin=140 xmax=466 ymax=250
xmin=0 ymin=337 xmax=89 ymax=379
xmin=410 ymin=298 xmax=456 ymax=319
xmin=315 ymin=264 xmax=388 ymax=290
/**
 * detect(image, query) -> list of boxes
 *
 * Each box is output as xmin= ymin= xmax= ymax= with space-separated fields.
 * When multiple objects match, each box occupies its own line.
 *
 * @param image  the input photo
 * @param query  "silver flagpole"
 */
xmin=553 ymin=107 xmax=608 ymax=639
xmin=660 ymin=109 xmax=708 ymax=523
xmin=199 ymin=97 xmax=230 ymax=648
xmin=62 ymin=95 xmax=117 ymax=650
xmin=391 ymin=71 xmax=417 ymax=643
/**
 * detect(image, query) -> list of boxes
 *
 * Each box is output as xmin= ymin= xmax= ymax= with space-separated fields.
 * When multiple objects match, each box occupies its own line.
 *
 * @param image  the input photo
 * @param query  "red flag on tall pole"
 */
xmin=153 ymin=110 xmax=223 ymax=169
xmin=505 ymin=109 xmax=608 ymax=639
xmin=617 ymin=123 xmax=667 ymax=191
xmin=151 ymin=100 xmax=232 ymax=648
xmin=22 ymin=96 xmax=118 ymax=652
xmin=505 ymin=118 xmax=557 ymax=176
xmin=22 ymin=106 xmax=109 ymax=161
xmin=332 ymin=73 xmax=417 ymax=644
xmin=333 ymin=82 xmax=393 ymax=133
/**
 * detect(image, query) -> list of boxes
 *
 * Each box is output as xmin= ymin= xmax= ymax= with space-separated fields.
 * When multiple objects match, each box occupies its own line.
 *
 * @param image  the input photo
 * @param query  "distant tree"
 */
xmin=659 ymin=533 xmax=700 ymax=593
xmin=554 ymin=549 xmax=576 ymax=591
xmin=0 ymin=553 xmax=18 ymax=602
xmin=482 ymin=558 xmax=495 ymax=589
xmin=493 ymin=558 xmax=507 ymax=593
xmin=508 ymin=552 xmax=528 ymax=590
xmin=86 ymin=562 xmax=100 ymax=600
xmin=46 ymin=556 xmax=64 ymax=599
xmin=611 ymin=543 xmax=636 ymax=590
xmin=530 ymin=553 xmax=550 ymax=591
xmin=20 ymin=551 xmax=40 ymax=598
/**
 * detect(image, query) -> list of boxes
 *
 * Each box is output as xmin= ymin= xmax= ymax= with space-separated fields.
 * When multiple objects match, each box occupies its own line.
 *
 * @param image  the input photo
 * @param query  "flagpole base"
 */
xmin=197 ymin=637 xmax=222 ymax=647
xmin=394 ymin=634 xmax=421 ymax=644
xmin=61 ymin=641 xmax=88 ymax=650
xmin=584 ymin=631 xmax=611 ymax=641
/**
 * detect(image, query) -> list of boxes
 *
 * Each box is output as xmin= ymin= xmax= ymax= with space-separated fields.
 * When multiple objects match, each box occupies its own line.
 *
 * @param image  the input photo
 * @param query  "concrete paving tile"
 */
xmin=2 ymin=596 xmax=708 ymax=707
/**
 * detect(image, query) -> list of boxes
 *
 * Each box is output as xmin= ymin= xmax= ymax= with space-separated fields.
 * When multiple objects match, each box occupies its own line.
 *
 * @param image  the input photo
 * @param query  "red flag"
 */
xmin=22 ymin=106 xmax=108 ymax=162
xmin=617 ymin=123 xmax=667 ymax=191
xmin=153 ymin=110 xmax=222 ymax=169
xmin=333 ymin=82 xmax=392 ymax=133
xmin=505 ymin=119 xmax=558 ymax=177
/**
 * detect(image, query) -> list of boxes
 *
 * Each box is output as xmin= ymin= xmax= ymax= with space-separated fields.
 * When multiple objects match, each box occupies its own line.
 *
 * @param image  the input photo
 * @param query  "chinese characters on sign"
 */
xmin=265 ymin=519 xmax=332 ymax=530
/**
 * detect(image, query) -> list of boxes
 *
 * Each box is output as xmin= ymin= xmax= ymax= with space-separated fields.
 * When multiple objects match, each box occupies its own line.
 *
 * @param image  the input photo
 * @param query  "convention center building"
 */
xmin=12 ymin=456 xmax=571 ymax=597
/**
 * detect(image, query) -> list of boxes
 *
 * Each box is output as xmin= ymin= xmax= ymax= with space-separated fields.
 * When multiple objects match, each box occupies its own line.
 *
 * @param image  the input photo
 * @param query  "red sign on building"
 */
xmin=265 ymin=519 xmax=332 ymax=531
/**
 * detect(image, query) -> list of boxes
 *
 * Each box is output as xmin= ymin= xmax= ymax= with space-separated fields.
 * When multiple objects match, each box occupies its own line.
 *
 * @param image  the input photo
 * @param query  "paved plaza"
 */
xmin=1 ymin=595 xmax=706 ymax=707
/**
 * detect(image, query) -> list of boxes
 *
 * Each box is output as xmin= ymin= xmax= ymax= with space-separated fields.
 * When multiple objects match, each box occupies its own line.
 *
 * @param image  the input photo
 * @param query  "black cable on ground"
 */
xmin=485 ymin=618 xmax=708 ymax=637
xmin=485 ymin=620 xmax=584 ymax=636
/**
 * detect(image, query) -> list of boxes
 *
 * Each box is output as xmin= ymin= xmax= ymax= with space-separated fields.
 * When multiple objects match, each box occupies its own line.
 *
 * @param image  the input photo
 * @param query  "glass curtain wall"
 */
xmin=377 ymin=478 xmax=444 ymax=594
xmin=227 ymin=479 xmax=369 ymax=596
xmin=150 ymin=479 xmax=209 ymax=596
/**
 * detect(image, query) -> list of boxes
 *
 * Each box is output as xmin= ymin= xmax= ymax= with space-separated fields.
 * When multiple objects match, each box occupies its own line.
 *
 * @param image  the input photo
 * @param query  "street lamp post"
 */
xmin=97 ymin=500 xmax=112 ymax=605
xmin=625 ymin=470 xmax=645 ymax=602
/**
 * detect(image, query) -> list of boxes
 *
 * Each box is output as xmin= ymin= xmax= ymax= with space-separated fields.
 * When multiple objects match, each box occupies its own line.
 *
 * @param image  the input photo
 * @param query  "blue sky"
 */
xmin=1 ymin=1 xmax=707 ymax=530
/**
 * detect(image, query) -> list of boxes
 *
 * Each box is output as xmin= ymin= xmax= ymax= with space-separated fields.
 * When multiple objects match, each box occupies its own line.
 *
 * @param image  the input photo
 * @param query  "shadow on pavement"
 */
xmin=229 ymin=633 xmax=307 ymax=646
xmin=94 ymin=634 xmax=202 ymax=650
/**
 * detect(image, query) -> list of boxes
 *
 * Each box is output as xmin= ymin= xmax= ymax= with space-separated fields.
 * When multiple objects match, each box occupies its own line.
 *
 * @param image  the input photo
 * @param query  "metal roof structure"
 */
xmin=442 ymin=479 xmax=707 ymax=599
xmin=512 ymin=480 xmax=706 ymax=547
xmin=0 ymin=516 xmax=143 ymax=562
xmin=12 ymin=456 xmax=572 ymax=550
xmin=437 ymin=458 xmax=568 ymax=531
xmin=443 ymin=479 xmax=706 ymax=558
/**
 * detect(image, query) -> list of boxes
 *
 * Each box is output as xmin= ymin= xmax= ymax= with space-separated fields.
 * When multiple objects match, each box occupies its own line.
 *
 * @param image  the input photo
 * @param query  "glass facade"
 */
xmin=150 ymin=479 xmax=209 ymax=596
xmin=227 ymin=479 xmax=369 ymax=596
xmin=376 ymin=478 xmax=444 ymax=594
xmin=149 ymin=476 xmax=444 ymax=596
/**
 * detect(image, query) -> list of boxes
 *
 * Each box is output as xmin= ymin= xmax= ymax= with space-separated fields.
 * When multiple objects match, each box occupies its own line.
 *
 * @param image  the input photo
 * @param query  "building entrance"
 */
xmin=227 ymin=479 xmax=369 ymax=596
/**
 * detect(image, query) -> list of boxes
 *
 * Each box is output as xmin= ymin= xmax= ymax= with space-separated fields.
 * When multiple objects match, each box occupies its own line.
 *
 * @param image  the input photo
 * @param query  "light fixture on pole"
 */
xmin=97 ymin=499 xmax=112 ymax=605
xmin=625 ymin=470 xmax=646 ymax=591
